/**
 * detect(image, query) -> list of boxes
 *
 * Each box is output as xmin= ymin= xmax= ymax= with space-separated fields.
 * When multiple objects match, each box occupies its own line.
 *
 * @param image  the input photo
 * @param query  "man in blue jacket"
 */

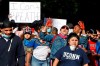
xmin=0 ymin=21 xmax=25 ymax=66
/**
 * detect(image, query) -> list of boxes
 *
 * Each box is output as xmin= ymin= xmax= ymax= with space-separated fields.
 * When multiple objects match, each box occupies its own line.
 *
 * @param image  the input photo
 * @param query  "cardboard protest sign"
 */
xmin=9 ymin=2 xmax=41 ymax=23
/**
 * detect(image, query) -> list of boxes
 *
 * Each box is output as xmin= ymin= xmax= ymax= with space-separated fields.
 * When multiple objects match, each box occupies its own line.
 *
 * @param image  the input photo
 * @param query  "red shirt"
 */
xmin=88 ymin=40 xmax=96 ymax=52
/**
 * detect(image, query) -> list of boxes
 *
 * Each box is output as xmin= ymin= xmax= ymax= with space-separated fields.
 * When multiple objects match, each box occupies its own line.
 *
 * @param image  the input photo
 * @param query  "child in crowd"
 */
xmin=23 ymin=26 xmax=35 ymax=54
xmin=23 ymin=26 xmax=51 ymax=66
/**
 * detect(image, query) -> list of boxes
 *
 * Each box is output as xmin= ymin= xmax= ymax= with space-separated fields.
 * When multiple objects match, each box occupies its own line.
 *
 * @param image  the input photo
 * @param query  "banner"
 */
xmin=9 ymin=2 xmax=41 ymax=23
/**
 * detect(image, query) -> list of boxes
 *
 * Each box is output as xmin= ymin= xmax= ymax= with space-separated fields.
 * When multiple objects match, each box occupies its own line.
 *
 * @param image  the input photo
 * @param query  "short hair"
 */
xmin=51 ymin=27 xmax=58 ymax=33
xmin=67 ymin=32 xmax=79 ymax=45
xmin=1 ymin=21 xmax=15 ymax=29
xmin=88 ymin=29 xmax=97 ymax=34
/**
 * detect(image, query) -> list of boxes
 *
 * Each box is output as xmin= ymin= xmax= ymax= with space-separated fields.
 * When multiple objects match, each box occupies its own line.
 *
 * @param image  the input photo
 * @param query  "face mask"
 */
xmin=2 ymin=34 xmax=11 ymax=39
xmin=69 ymin=45 xmax=76 ymax=51
xmin=47 ymin=28 xmax=51 ymax=33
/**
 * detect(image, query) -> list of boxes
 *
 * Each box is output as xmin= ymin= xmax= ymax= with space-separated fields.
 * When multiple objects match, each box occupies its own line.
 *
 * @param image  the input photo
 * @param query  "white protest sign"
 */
xmin=52 ymin=18 xmax=67 ymax=33
xmin=9 ymin=2 xmax=41 ymax=23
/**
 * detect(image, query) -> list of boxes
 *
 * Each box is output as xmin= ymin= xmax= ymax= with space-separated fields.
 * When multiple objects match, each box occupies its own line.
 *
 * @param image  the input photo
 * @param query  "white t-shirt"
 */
xmin=33 ymin=46 xmax=51 ymax=60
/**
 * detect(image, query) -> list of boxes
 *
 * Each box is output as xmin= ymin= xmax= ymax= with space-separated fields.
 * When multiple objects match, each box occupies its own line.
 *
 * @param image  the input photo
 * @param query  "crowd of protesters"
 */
xmin=0 ymin=19 xmax=100 ymax=66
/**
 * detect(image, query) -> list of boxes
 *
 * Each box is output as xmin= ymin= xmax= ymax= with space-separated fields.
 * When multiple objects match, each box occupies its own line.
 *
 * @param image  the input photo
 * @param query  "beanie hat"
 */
xmin=23 ymin=26 xmax=32 ymax=35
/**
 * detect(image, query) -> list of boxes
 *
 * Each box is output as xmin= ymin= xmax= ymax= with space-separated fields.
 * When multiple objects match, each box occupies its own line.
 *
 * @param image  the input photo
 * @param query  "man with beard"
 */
xmin=87 ymin=29 xmax=100 ymax=66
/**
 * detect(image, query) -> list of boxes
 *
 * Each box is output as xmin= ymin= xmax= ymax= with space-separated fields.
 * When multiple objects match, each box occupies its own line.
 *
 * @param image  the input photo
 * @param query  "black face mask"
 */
xmin=89 ymin=37 xmax=97 ymax=42
xmin=87 ymin=36 xmax=90 ymax=40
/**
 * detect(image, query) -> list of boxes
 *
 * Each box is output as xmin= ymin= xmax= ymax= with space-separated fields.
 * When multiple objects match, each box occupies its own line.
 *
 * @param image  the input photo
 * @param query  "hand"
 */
xmin=78 ymin=21 xmax=85 ymax=30
xmin=25 ymin=62 xmax=30 ymax=66
xmin=92 ymin=53 xmax=98 ymax=57
xmin=78 ymin=45 xmax=83 ymax=48
xmin=41 ymin=26 xmax=47 ymax=32
xmin=82 ymin=48 xmax=88 ymax=52
xmin=91 ymin=51 xmax=97 ymax=56
xmin=46 ymin=18 xmax=52 ymax=27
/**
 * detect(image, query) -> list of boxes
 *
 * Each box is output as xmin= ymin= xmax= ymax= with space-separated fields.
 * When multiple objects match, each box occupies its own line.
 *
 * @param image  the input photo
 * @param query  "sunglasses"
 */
xmin=61 ymin=26 xmax=69 ymax=30
xmin=93 ymin=34 xmax=98 ymax=37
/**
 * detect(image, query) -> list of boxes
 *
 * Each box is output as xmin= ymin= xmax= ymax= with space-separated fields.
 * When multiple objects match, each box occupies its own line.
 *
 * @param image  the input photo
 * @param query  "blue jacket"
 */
xmin=23 ymin=38 xmax=39 ymax=48
xmin=96 ymin=41 xmax=100 ymax=54
xmin=39 ymin=31 xmax=54 ymax=42
xmin=79 ymin=35 xmax=90 ymax=50
xmin=50 ymin=35 xmax=67 ymax=59
xmin=23 ymin=38 xmax=50 ymax=48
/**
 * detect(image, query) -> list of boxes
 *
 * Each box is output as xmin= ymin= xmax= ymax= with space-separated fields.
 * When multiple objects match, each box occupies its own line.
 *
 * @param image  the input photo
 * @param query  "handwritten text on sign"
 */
xmin=9 ymin=2 xmax=41 ymax=23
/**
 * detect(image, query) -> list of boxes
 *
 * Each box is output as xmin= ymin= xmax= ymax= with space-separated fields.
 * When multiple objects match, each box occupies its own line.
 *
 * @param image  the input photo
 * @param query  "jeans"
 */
xmin=31 ymin=56 xmax=48 ymax=66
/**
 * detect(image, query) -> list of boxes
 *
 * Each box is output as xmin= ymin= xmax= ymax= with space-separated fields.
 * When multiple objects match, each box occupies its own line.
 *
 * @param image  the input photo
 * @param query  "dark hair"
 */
xmin=67 ymin=23 xmax=74 ymax=29
xmin=67 ymin=32 xmax=79 ymax=45
xmin=1 ymin=21 xmax=15 ymax=28
xmin=51 ymin=27 xmax=58 ymax=33
xmin=88 ymin=29 xmax=97 ymax=34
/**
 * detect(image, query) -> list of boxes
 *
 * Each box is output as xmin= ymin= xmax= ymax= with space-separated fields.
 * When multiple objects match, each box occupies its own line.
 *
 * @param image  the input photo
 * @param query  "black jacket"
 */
xmin=0 ymin=33 xmax=25 ymax=66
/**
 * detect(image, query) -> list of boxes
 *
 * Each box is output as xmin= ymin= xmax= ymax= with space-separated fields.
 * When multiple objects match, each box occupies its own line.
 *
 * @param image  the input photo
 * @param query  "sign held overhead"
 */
xmin=9 ymin=2 xmax=41 ymax=23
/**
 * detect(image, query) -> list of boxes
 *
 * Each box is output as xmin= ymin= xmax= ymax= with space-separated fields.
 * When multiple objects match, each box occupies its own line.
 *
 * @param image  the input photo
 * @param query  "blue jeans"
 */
xmin=31 ymin=56 xmax=48 ymax=66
